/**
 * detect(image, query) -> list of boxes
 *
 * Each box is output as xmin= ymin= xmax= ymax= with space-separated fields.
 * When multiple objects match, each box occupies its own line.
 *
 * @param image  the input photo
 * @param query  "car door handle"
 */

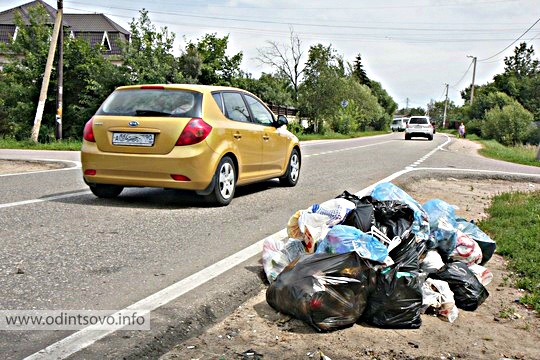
xmin=233 ymin=133 xmax=242 ymax=139
xmin=263 ymin=135 xmax=270 ymax=141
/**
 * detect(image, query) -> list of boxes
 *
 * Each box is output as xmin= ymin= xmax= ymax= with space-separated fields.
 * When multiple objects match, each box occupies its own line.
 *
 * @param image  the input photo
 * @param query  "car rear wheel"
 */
xmin=89 ymin=184 xmax=124 ymax=198
xmin=279 ymin=148 xmax=300 ymax=187
xmin=428 ymin=134 xmax=433 ymax=141
xmin=205 ymin=156 xmax=236 ymax=206
xmin=405 ymin=134 xmax=411 ymax=140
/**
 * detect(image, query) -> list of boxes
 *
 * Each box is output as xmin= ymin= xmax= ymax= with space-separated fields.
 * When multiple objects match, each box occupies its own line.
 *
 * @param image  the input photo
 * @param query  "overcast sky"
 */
xmin=4 ymin=0 xmax=540 ymax=109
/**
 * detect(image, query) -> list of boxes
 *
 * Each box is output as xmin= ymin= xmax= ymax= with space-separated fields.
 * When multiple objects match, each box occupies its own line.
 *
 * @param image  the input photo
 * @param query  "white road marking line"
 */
xmin=303 ymin=140 xmax=394 ymax=158
xmin=0 ymin=166 xmax=80 ymax=177
xmin=0 ymin=159 xmax=81 ymax=177
xmin=0 ymin=191 xmax=90 ymax=209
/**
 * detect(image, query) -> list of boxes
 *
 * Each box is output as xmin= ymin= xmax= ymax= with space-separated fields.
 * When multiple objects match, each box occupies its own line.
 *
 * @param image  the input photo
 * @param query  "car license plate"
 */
xmin=112 ymin=133 xmax=155 ymax=146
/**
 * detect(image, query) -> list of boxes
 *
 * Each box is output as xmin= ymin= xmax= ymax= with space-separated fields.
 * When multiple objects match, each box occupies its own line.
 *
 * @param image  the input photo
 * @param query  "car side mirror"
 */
xmin=275 ymin=114 xmax=288 ymax=127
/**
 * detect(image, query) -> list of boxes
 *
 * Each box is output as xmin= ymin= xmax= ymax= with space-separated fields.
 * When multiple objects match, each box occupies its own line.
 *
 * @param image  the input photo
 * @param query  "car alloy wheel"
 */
xmin=218 ymin=161 xmax=235 ymax=200
xmin=280 ymin=149 xmax=300 ymax=186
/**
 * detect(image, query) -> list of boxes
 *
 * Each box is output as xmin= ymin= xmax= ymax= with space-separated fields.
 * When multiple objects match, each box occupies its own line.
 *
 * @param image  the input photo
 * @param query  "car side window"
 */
xmin=244 ymin=94 xmax=274 ymax=126
xmin=222 ymin=92 xmax=250 ymax=122
xmin=211 ymin=92 xmax=224 ymax=113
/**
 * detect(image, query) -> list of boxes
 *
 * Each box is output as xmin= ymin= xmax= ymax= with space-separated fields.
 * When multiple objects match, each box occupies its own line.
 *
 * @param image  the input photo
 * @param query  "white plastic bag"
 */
xmin=308 ymin=198 xmax=356 ymax=226
xmin=450 ymin=230 xmax=483 ymax=265
xmin=468 ymin=264 xmax=493 ymax=286
xmin=262 ymin=237 xmax=306 ymax=282
xmin=420 ymin=250 xmax=445 ymax=274
xmin=422 ymin=278 xmax=459 ymax=323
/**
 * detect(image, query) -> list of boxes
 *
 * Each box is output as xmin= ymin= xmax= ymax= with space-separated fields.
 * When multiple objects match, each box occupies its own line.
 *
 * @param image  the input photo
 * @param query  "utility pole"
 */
xmin=405 ymin=97 xmax=409 ymax=112
xmin=467 ymin=55 xmax=477 ymax=105
xmin=56 ymin=0 xmax=63 ymax=140
xmin=31 ymin=6 xmax=62 ymax=143
xmin=443 ymin=83 xmax=449 ymax=129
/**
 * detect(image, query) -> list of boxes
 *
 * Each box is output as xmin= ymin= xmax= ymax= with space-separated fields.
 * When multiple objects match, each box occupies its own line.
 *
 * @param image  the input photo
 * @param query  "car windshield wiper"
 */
xmin=134 ymin=109 xmax=172 ymax=116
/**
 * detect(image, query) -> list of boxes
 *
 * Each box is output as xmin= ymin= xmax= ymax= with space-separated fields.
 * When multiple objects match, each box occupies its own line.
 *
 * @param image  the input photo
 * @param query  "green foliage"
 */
xmin=0 ymin=4 xmax=52 ymax=140
xmin=299 ymin=44 xmax=385 ymax=134
xmin=482 ymin=101 xmax=534 ymax=145
xmin=0 ymin=136 xmax=81 ymax=150
xmin=185 ymin=33 xmax=243 ymax=85
xmin=479 ymin=191 xmax=540 ymax=312
xmin=62 ymin=38 xmax=127 ymax=139
xmin=352 ymin=53 xmax=369 ymax=85
xmin=369 ymin=80 xmax=398 ymax=117
xmin=232 ymin=72 xmax=293 ymax=106
xmin=469 ymin=90 xmax=514 ymax=121
xmin=121 ymin=9 xmax=179 ymax=84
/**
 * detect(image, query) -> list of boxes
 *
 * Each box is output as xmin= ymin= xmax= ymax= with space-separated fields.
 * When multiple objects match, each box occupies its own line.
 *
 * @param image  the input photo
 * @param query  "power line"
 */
xmin=478 ymin=16 xmax=540 ymax=62
xmin=450 ymin=59 xmax=474 ymax=89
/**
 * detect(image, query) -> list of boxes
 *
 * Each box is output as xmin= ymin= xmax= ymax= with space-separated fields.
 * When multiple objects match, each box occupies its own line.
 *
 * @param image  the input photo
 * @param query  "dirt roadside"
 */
xmin=0 ymin=159 xmax=65 ymax=174
xmin=161 ymin=139 xmax=540 ymax=360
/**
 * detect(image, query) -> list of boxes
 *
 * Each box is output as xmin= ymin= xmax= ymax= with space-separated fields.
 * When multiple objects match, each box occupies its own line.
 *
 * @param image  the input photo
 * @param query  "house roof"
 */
xmin=0 ymin=0 xmax=56 ymax=25
xmin=64 ymin=14 xmax=129 ymax=34
xmin=0 ymin=1 xmax=129 ymax=35
xmin=0 ymin=1 xmax=129 ymax=55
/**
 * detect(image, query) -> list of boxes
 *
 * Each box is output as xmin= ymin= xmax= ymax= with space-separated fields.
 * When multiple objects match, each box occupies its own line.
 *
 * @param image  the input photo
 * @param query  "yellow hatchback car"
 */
xmin=81 ymin=84 xmax=301 ymax=206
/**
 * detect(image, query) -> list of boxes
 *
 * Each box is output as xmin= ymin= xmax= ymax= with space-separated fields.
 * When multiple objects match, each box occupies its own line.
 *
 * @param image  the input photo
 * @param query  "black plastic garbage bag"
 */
xmin=266 ymin=252 xmax=376 ymax=332
xmin=429 ymin=261 xmax=489 ymax=311
xmin=362 ymin=266 xmax=423 ymax=329
xmin=388 ymin=232 xmax=422 ymax=271
xmin=371 ymin=200 xmax=415 ymax=240
xmin=336 ymin=191 xmax=375 ymax=233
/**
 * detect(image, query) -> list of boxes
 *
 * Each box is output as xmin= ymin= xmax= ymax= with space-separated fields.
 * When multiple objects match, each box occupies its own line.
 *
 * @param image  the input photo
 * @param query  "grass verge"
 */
xmin=476 ymin=139 xmax=539 ymax=167
xmin=479 ymin=191 xmax=540 ymax=312
xmin=297 ymin=130 xmax=387 ymax=141
xmin=0 ymin=138 xmax=81 ymax=151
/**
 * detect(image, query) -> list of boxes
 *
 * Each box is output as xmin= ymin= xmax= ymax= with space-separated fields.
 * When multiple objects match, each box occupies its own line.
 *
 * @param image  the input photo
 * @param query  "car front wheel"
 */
xmin=205 ymin=156 xmax=236 ymax=206
xmin=89 ymin=184 xmax=124 ymax=198
xmin=279 ymin=148 xmax=300 ymax=187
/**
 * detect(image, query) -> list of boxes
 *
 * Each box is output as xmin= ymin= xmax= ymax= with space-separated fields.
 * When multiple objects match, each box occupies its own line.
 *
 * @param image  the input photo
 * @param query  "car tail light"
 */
xmin=84 ymin=169 xmax=97 ymax=176
xmin=83 ymin=118 xmax=95 ymax=142
xmin=171 ymin=174 xmax=191 ymax=181
xmin=176 ymin=118 xmax=212 ymax=146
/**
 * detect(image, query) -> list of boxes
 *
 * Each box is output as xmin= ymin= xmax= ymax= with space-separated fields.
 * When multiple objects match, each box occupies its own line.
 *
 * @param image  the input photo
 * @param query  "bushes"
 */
xmin=482 ymin=101 xmax=534 ymax=146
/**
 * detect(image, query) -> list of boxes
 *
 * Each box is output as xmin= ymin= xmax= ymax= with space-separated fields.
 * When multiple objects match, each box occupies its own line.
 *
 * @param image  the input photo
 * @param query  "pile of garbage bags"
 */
xmin=263 ymin=182 xmax=494 ymax=332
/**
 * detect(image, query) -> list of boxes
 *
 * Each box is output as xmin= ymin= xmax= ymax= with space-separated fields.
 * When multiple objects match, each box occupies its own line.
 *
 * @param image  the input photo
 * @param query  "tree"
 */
xmin=256 ymin=28 xmax=305 ymax=102
xmin=62 ymin=37 xmax=126 ymax=139
xmin=493 ymin=43 xmax=540 ymax=121
xmin=482 ymin=101 xmax=534 ymax=145
xmin=369 ymin=80 xmax=397 ymax=117
xmin=0 ymin=4 xmax=54 ymax=140
xmin=185 ymin=33 xmax=243 ymax=85
xmin=352 ymin=53 xmax=369 ymax=85
xmin=503 ymin=42 xmax=539 ymax=78
xmin=121 ymin=9 xmax=179 ymax=84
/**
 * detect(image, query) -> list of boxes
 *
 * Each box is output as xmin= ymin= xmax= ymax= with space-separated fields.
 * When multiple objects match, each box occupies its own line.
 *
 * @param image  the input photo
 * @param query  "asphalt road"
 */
xmin=0 ymin=133 xmax=539 ymax=359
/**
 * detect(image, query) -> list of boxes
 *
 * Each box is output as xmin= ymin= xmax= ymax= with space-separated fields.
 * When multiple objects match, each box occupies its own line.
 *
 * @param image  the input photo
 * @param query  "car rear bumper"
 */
xmin=81 ymin=142 xmax=219 ymax=190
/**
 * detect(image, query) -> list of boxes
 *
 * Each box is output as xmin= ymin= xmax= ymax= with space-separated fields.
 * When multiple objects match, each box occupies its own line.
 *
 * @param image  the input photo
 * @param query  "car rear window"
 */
xmin=408 ymin=117 xmax=428 ymax=124
xmin=96 ymin=89 xmax=202 ymax=118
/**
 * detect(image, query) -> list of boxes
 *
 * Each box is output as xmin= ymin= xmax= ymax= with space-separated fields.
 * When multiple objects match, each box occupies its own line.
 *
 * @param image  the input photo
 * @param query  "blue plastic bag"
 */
xmin=370 ymin=182 xmax=430 ymax=241
xmin=315 ymin=225 xmax=388 ymax=263
xmin=423 ymin=199 xmax=458 ymax=256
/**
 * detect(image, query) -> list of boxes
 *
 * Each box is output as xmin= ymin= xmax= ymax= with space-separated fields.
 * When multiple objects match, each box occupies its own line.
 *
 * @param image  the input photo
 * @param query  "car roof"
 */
xmin=115 ymin=84 xmax=243 ymax=94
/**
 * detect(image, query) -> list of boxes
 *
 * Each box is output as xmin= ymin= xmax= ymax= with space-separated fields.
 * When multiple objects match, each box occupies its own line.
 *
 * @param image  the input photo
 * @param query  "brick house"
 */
xmin=0 ymin=0 xmax=130 ymax=67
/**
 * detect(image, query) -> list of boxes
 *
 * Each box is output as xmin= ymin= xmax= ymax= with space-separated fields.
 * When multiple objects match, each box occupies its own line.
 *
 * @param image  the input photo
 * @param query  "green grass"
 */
xmin=297 ymin=130 xmax=387 ymax=141
xmin=476 ymin=139 xmax=539 ymax=167
xmin=479 ymin=191 xmax=540 ymax=312
xmin=0 ymin=138 xmax=81 ymax=151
